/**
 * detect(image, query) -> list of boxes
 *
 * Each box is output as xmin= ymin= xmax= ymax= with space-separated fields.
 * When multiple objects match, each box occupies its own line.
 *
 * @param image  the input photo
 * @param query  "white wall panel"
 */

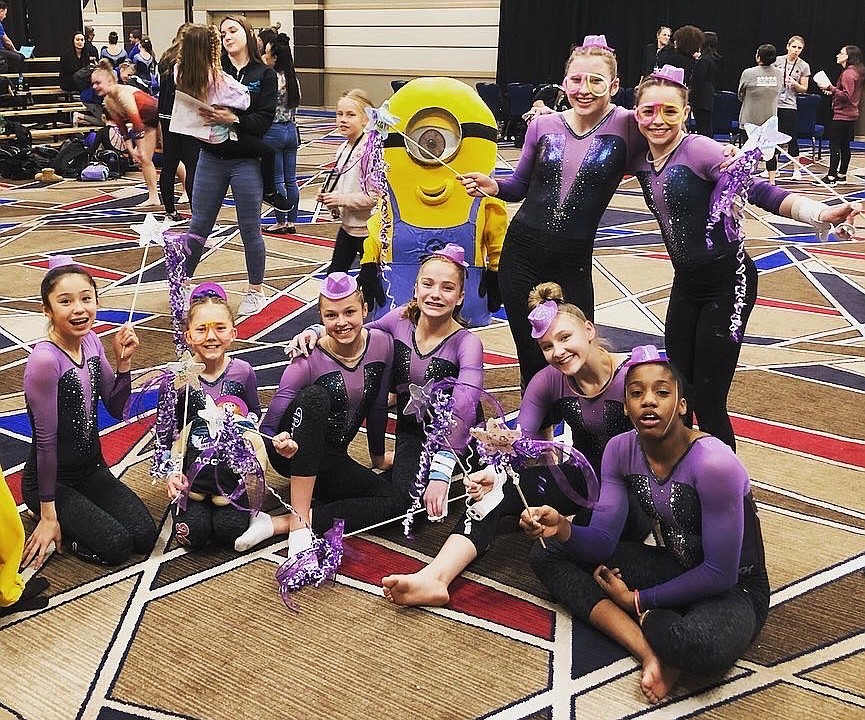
xmin=326 ymin=46 xmax=496 ymax=74
xmin=324 ymin=26 xmax=498 ymax=48
xmin=324 ymin=8 xmax=499 ymax=27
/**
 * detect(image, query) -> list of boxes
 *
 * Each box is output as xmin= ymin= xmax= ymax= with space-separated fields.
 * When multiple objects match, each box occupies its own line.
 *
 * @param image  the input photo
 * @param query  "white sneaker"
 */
xmin=238 ymin=290 xmax=267 ymax=315
xmin=792 ymin=168 xmax=802 ymax=181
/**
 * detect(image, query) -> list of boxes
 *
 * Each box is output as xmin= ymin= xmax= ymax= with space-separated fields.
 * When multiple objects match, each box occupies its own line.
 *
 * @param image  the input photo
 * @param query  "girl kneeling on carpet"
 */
xmin=234 ymin=273 xmax=402 ymax=563
xmin=287 ymin=244 xmax=484 ymax=522
xmin=381 ymin=282 xmax=650 ymax=607
xmin=160 ymin=282 xmax=272 ymax=550
xmin=522 ymin=347 xmax=769 ymax=704
xmin=21 ymin=258 xmax=158 ymax=568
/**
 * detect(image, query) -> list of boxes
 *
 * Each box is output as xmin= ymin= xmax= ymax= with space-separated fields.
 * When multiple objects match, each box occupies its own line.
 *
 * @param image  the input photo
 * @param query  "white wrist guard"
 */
xmin=790 ymin=196 xmax=832 ymax=241
xmin=466 ymin=469 xmax=507 ymax=520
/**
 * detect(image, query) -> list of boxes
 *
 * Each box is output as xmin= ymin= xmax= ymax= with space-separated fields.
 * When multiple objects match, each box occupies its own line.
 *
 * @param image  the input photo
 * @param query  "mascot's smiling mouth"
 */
xmin=415 ymin=178 xmax=454 ymax=205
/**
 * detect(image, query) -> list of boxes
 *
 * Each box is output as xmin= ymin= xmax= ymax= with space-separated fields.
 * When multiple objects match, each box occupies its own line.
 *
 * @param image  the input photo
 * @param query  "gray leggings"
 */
xmin=531 ymin=540 xmax=769 ymax=674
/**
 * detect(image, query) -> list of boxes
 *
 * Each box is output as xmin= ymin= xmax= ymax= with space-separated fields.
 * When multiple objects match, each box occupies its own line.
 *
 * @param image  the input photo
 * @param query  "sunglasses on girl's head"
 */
xmin=563 ymin=72 xmax=610 ymax=97
xmin=634 ymin=102 xmax=686 ymax=126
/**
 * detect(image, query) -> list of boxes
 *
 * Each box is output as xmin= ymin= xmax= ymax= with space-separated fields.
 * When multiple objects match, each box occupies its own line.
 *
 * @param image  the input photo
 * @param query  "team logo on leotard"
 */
xmin=291 ymin=407 xmax=303 ymax=433
xmin=175 ymin=522 xmax=190 ymax=546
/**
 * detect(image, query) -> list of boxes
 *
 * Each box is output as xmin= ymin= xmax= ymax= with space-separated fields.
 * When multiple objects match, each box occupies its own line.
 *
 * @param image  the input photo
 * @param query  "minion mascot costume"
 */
xmin=358 ymin=77 xmax=507 ymax=327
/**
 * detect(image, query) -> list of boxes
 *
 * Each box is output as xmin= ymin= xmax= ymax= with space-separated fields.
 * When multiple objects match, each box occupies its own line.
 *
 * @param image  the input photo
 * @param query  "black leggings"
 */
xmin=327 ymin=228 xmax=364 ymax=274
xmin=159 ymin=119 xmax=200 ymax=214
xmin=693 ymin=108 xmax=713 ymax=138
xmin=530 ymin=540 xmax=769 ymax=675
xmin=23 ymin=467 xmax=157 ymax=565
xmin=665 ymin=254 xmax=757 ymax=451
xmin=828 ymin=119 xmax=855 ymax=176
xmin=450 ymin=464 xmax=591 ymax=555
xmin=267 ymin=385 xmax=402 ymax=534
xmin=172 ymin=500 xmax=248 ymax=550
xmin=740 ymin=128 xmax=777 ymax=171
xmin=776 ymin=108 xmax=800 ymax=158
xmin=499 ymin=220 xmax=595 ymax=388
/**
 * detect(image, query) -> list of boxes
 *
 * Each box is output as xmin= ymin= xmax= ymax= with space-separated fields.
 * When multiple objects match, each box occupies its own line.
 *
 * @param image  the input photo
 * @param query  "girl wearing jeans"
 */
xmin=262 ymin=35 xmax=301 ymax=235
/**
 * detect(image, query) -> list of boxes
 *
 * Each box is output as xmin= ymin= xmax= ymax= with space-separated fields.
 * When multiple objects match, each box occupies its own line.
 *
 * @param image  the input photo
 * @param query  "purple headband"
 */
xmin=321 ymin=272 xmax=358 ymax=300
xmin=429 ymin=243 xmax=469 ymax=268
xmin=650 ymin=64 xmax=687 ymax=88
xmin=190 ymin=281 xmax=227 ymax=301
xmin=528 ymin=300 xmax=560 ymax=339
xmin=216 ymin=394 xmax=249 ymax=417
xmin=48 ymin=255 xmax=78 ymax=270
xmin=577 ymin=34 xmax=615 ymax=53
xmin=626 ymin=344 xmax=669 ymax=368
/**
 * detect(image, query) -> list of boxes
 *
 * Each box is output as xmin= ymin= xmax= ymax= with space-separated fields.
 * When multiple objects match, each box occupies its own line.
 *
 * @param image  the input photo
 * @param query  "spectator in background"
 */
xmin=738 ymin=44 xmax=782 ymax=184
xmin=134 ymin=37 xmax=158 ymax=95
xmin=0 ymin=1 xmax=25 ymax=72
xmin=59 ymin=31 xmax=95 ymax=93
xmin=127 ymin=30 xmax=142 ymax=60
xmin=118 ymin=59 xmax=150 ymax=93
xmin=772 ymin=36 xmax=810 ymax=181
xmin=83 ymin=26 xmax=99 ymax=64
xmin=100 ymin=31 xmax=128 ymax=67
xmin=821 ymin=45 xmax=865 ymax=186
xmin=640 ymin=26 xmax=671 ymax=81
xmin=262 ymin=34 xmax=302 ymax=234
xmin=157 ymin=22 xmax=195 ymax=220
xmin=656 ymin=25 xmax=703 ymax=87
xmin=690 ymin=30 xmax=721 ymax=136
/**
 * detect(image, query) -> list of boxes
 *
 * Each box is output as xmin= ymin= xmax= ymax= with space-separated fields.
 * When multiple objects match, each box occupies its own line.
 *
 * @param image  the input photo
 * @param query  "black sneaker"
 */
xmin=263 ymin=192 xmax=291 ymax=211
xmin=817 ymin=175 xmax=837 ymax=186
xmin=836 ymin=175 xmax=847 ymax=184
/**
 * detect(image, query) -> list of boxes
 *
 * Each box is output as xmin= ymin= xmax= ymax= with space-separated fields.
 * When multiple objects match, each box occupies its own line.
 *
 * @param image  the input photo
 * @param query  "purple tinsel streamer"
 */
xmin=276 ymin=519 xmax=345 ymax=612
xmin=185 ymin=412 xmax=266 ymax=515
xmin=705 ymin=148 xmax=761 ymax=343
xmin=142 ymin=370 xmax=181 ymax=481
xmin=403 ymin=385 xmax=456 ymax=537
xmin=162 ymin=232 xmax=189 ymax=357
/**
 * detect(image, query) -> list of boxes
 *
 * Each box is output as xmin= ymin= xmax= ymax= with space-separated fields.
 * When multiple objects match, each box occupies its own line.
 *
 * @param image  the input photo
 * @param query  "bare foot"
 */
xmin=135 ymin=199 xmax=162 ymax=209
xmin=640 ymin=653 xmax=681 ymax=704
xmin=381 ymin=572 xmax=450 ymax=607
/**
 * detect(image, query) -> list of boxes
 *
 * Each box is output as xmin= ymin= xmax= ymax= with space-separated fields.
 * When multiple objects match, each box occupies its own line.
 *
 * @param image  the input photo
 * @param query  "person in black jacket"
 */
xmin=59 ymin=32 xmax=95 ymax=92
xmin=640 ymin=26 xmax=671 ymax=81
xmin=656 ymin=25 xmax=703 ymax=88
xmin=690 ymin=31 xmax=721 ymax=137
xmin=181 ymin=15 xmax=279 ymax=316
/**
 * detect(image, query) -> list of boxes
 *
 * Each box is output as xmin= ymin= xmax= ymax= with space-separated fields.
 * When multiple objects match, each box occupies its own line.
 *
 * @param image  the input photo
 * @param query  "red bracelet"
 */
xmin=633 ymin=589 xmax=641 ymax=617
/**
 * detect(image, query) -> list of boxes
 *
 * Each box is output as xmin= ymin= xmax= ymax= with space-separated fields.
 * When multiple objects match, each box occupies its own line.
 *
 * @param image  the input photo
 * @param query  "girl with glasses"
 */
xmin=159 ymin=282 xmax=268 ymax=550
xmin=630 ymin=65 xmax=857 ymax=451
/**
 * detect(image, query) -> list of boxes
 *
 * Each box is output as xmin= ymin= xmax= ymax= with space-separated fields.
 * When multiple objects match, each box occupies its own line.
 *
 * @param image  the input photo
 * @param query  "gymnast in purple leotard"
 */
xmin=523 ymin=348 xmax=769 ymax=704
xmin=629 ymin=65 xmax=857 ymax=451
xmin=21 ymin=260 xmax=157 ymax=568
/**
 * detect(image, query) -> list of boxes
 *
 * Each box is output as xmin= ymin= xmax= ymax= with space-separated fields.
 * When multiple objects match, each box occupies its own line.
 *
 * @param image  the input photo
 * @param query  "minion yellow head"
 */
xmin=385 ymin=77 xmax=498 ymax=222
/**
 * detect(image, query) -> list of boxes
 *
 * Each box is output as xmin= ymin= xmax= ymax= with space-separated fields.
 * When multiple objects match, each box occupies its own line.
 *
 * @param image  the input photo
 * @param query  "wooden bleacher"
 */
xmin=1 ymin=56 xmax=92 ymax=142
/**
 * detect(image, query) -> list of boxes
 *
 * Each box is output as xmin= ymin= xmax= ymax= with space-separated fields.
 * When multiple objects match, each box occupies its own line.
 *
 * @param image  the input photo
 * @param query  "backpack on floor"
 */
xmin=0 ymin=147 xmax=42 ymax=180
xmin=51 ymin=138 xmax=90 ymax=178
xmin=94 ymin=148 xmax=128 ymax=178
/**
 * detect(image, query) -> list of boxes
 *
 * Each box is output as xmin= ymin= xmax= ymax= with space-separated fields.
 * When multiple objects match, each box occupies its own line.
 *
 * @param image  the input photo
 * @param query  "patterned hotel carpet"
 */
xmin=0 ymin=115 xmax=863 ymax=720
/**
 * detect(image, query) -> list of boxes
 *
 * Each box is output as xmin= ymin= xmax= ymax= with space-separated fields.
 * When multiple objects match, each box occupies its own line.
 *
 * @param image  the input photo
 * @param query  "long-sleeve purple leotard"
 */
xmin=630 ymin=133 xmax=790 ymax=450
xmin=371 ymin=307 xmax=483 ymax=451
xmin=495 ymin=106 xmax=646 ymax=386
xmin=24 ymin=333 xmax=131 ymax=502
xmin=21 ymin=332 xmax=157 ymax=564
xmin=262 ymin=328 xmax=393 ymax=460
